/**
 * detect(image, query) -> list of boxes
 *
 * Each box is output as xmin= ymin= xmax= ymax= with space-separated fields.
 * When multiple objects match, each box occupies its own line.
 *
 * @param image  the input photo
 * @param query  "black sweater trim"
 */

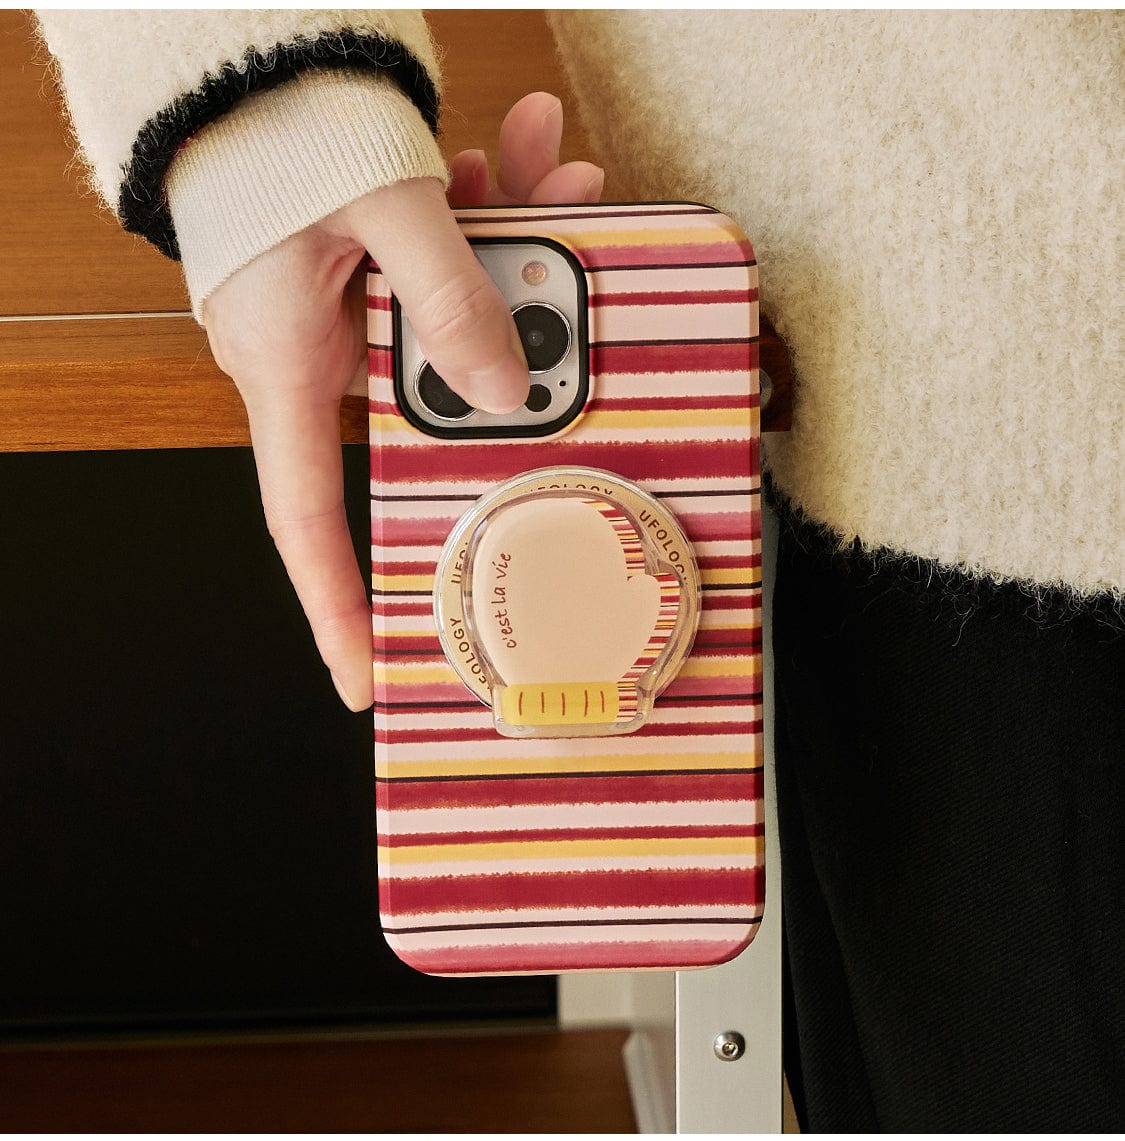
xmin=117 ymin=31 xmax=441 ymax=260
xmin=764 ymin=473 xmax=1124 ymax=633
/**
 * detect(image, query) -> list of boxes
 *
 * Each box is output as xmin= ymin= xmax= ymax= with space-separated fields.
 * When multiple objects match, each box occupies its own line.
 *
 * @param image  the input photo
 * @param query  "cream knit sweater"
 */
xmin=35 ymin=10 xmax=448 ymax=319
xmin=39 ymin=10 xmax=1123 ymax=602
xmin=548 ymin=10 xmax=1123 ymax=602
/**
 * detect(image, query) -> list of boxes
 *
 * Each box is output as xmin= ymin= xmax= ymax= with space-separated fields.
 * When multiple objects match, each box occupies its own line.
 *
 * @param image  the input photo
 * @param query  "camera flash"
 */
xmin=521 ymin=260 xmax=548 ymax=286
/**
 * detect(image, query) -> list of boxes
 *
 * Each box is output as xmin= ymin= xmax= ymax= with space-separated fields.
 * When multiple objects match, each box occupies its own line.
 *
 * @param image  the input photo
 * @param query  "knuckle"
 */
xmin=415 ymin=269 xmax=500 ymax=353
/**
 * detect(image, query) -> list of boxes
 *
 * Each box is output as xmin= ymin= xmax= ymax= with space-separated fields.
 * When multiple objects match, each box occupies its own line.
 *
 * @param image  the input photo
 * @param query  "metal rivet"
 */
xmin=713 ymin=1030 xmax=746 ymax=1061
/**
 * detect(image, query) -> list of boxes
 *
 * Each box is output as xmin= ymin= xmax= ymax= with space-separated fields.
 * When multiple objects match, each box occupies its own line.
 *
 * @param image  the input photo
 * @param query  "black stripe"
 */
xmin=654 ymin=487 xmax=759 ymax=498
xmin=368 ymin=487 xmax=759 ymax=504
xmin=451 ymin=206 xmax=718 ymax=224
xmin=375 ymin=766 xmax=764 ymax=784
xmin=591 ymin=337 xmax=756 ymax=348
xmin=119 ymin=31 xmax=440 ymax=258
xmin=382 ymin=915 xmax=763 ymax=935
xmin=701 ymin=581 xmax=763 ymax=592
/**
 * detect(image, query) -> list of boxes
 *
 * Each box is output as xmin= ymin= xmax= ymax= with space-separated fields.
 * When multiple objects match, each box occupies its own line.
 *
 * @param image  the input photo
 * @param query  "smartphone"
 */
xmin=369 ymin=203 xmax=763 ymax=975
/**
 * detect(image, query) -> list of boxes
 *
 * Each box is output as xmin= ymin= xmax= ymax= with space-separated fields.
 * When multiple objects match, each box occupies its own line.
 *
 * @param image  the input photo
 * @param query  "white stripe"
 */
xmin=372 ymin=539 xmax=756 ymax=565
xmin=380 ymin=902 xmax=759 ymax=928
xmin=594 ymin=371 xmax=752 ymax=398
xmin=380 ymin=853 xmax=762 ymax=877
xmin=590 ymin=265 xmax=757 ymax=294
xmin=385 ymin=923 xmax=758 ymax=952
xmin=596 ymin=302 xmax=754 ymax=343
xmin=377 ymin=731 xmax=755 ymax=765
xmin=377 ymin=800 xmax=757 ymax=834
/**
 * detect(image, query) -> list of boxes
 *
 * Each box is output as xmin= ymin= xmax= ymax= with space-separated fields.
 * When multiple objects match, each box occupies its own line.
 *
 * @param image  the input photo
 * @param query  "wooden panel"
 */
xmin=0 ymin=9 xmax=788 ymax=452
xmin=0 ymin=1029 xmax=637 ymax=1132
xmin=0 ymin=9 xmax=589 ymax=321
xmin=0 ymin=318 xmax=367 ymax=450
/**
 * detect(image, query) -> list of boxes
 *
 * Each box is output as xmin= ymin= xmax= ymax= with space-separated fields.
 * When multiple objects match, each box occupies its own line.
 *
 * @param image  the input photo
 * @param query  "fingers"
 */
xmin=448 ymin=148 xmax=489 ymax=208
xmin=242 ymin=385 xmax=374 ymax=712
xmin=345 ymin=178 xmax=528 ymax=414
xmin=528 ymin=160 xmax=605 ymax=205
xmin=496 ymin=92 xmax=564 ymax=202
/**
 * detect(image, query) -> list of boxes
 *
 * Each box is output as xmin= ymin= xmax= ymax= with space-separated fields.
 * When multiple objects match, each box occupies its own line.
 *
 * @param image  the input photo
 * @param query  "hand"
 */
xmin=202 ymin=92 xmax=604 ymax=711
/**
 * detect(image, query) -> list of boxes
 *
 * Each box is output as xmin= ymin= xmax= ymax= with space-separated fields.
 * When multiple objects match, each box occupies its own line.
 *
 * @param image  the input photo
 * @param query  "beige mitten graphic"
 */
xmin=471 ymin=496 xmax=681 ymax=731
xmin=434 ymin=467 xmax=701 ymax=738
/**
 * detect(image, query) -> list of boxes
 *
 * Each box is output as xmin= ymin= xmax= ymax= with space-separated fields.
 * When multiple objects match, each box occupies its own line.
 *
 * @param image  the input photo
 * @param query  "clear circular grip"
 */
xmin=433 ymin=467 xmax=701 ymax=739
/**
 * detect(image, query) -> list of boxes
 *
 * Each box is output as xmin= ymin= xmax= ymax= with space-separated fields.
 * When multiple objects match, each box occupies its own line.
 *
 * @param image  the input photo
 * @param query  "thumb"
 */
xmin=341 ymin=178 xmax=528 ymax=414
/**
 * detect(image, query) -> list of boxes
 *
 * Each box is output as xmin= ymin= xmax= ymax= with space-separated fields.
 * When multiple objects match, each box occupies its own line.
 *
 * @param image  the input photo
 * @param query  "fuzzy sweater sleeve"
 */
xmin=35 ymin=9 xmax=449 ymax=320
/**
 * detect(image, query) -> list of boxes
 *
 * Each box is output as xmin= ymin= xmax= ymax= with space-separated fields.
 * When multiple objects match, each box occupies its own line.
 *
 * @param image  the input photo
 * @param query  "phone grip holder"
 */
xmin=434 ymin=467 xmax=700 ymax=738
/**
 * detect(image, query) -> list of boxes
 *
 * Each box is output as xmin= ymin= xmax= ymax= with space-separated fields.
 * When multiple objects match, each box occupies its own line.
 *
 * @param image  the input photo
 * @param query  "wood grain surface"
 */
xmin=0 ymin=8 xmax=789 ymax=451
xmin=0 ymin=10 xmax=593 ymax=451
xmin=0 ymin=1029 xmax=637 ymax=1132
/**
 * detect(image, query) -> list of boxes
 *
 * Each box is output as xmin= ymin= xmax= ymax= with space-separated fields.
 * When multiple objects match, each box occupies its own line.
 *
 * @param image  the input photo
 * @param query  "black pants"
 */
xmin=772 ymin=502 xmax=1124 ymax=1131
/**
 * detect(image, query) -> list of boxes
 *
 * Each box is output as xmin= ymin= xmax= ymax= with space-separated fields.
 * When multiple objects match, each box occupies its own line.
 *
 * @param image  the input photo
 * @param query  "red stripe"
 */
xmin=374 ymin=440 xmax=751 ymax=483
xmin=382 ymin=823 xmax=764 ymax=847
xmin=375 ymin=560 xmax=437 ymax=576
xmin=376 ymin=771 xmax=762 ymax=811
xmin=380 ymin=866 xmax=761 ymax=912
xmin=368 ymin=347 xmax=394 ymax=374
xmin=590 ymin=288 xmax=758 ymax=307
xmin=390 ymin=937 xmax=757 ymax=974
xmin=589 ymin=394 xmax=750 ymax=412
xmin=372 ymin=517 xmax=462 ymax=546
xmin=661 ymin=674 xmax=760 ymax=699
xmin=366 ymin=295 xmax=393 ymax=311
xmin=700 ymin=592 xmax=760 ymax=611
xmin=372 ymin=599 xmax=434 ymax=617
xmin=592 ymin=341 xmax=757 ymax=375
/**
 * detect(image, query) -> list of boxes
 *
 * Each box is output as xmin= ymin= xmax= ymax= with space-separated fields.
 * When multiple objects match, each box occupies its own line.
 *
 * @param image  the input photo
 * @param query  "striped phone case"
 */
xmin=369 ymin=203 xmax=763 ymax=975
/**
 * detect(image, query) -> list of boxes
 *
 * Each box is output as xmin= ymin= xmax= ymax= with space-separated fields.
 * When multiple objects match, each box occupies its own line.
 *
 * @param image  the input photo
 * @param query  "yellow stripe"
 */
xmin=378 ymin=834 xmax=765 ymax=865
xmin=371 ymin=407 xmax=758 ymax=437
xmin=677 ymin=655 xmax=758 ymax=679
xmin=579 ymin=408 xmax=751 ymax=431
xmin=372 ymin=573 xmax=434 ymax=592
xmin=376 ymin=749 xmax=755 ymax=780
xmin=373 ymin=653 xmax=757 ymax=687
xmin=700 ymin=566 xmax=760 ymax=587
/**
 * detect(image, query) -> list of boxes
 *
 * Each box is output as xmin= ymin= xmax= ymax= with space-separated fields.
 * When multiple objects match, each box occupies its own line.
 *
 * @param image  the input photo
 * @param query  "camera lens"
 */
xmin=513 ymin=303 xmax=571 ymax=373
xmin=415 ymin=363 xmax=472 ymax=420
xmin=525 ymin=383 xmax=552 ymax=413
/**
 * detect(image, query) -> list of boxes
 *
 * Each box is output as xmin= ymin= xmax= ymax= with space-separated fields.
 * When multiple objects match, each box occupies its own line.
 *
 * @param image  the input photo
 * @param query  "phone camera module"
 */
xmin=415 ymin=363 xmax=472 ymax=421
xmin=513 ymin=303 xmax=571 ymax=373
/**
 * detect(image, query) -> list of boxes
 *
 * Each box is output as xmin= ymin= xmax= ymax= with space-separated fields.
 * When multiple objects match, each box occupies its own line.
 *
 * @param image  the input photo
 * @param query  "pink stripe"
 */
xmin=579 ymin=239 xmax=753 ymax=269
xmin=390 ymin=938 xmax=757 ymax=973
xmin=382 ymin=823 xmax=765 ymax=847
xmin=375 ymin=440 xmax=751 ymax=483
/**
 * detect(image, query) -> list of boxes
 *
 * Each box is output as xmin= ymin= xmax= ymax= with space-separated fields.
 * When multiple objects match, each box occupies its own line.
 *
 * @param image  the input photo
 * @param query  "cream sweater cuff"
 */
xmin=166 ymin=68 xmax=448 ymax=322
